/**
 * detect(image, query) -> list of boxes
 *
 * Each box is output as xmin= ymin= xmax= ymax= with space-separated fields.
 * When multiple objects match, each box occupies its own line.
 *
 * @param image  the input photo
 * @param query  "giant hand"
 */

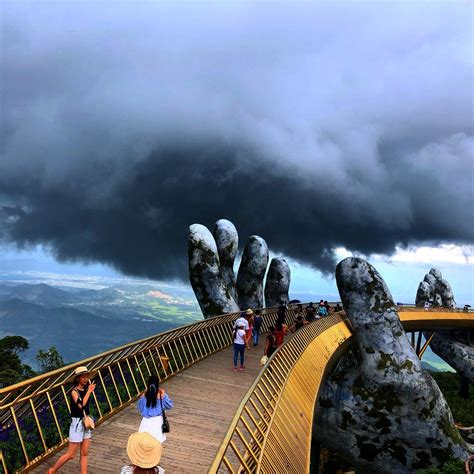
xmin=188 ymin=219 xmax=290 ymax=318
xmin=314 ymin=258 xmax=468 ymax=473
xmin=416 ymin=268 xmax=474 ymax=384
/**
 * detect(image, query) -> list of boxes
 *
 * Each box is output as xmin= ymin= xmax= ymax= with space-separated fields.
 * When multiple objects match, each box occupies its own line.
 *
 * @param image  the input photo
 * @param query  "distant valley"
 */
xmin=0 ymin=273 xmax=202 ymax=368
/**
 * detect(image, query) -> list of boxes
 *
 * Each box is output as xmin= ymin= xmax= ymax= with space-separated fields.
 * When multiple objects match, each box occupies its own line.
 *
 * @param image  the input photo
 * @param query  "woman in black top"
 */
xmin=48 ymin=366 xmax=96 ymax=473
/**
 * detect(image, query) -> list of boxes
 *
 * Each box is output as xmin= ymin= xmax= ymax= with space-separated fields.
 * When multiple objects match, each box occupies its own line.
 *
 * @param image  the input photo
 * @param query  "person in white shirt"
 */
xmin=233 ymin=321 xmax=247 ymax=372
xmin=234 ymin=310 xmax=250 ymax=331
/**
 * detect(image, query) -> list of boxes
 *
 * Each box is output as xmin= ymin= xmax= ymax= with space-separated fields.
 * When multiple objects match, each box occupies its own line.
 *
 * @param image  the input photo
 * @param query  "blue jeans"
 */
xmin=233 ymin=343 xmax=245 ymax=367
xmin=253 ymin=328 xmax=261 ymax=345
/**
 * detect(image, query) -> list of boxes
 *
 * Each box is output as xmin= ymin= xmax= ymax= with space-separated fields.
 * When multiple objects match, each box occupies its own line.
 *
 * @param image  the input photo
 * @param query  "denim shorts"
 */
xmin=69 ymin=417 xmax=92 ymax=443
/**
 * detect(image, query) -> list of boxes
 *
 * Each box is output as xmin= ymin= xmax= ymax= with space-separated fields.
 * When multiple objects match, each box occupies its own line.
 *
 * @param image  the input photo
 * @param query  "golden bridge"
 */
xmin=0 ymin=306 xmax=472 ymax=473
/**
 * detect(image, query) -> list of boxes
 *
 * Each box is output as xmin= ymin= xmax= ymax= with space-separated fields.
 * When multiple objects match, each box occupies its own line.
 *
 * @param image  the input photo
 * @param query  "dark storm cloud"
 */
xmin=1 ymin=2 xmax=473 ymax=279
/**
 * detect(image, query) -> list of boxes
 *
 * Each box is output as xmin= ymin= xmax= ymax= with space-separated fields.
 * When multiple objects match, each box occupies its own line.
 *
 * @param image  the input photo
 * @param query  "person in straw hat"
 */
xmin=121 ymin=432 xmax=165 ymax=474
xmin=48 ymin=366 xmax=96 ymax=473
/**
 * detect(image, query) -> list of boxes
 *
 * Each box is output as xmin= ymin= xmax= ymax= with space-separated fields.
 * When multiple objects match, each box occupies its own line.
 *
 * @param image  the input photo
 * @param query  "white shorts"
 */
xmin=139 ymin=416 xmax=166 ymax=443
xmin=69 ymin=417 xmax=92 ymax=443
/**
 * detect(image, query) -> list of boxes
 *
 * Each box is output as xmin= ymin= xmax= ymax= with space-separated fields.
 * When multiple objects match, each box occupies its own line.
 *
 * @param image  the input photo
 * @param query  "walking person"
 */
xmin=253 ymin=310 xmax=263 ymax=346
xmin=245 ymin=309 xmax=254 ymax=349
xmin=121 ymin=432 xmax=165 ymax=474
xmin=233 ymin=321 xmax=247 ymax=372
xmin=274 ymin=317 xmax=288 ymax=348
xmin=138 ymin=375 xmax=173 ymax=443
xmin=48 ymin=366 xmax=96 ymax=474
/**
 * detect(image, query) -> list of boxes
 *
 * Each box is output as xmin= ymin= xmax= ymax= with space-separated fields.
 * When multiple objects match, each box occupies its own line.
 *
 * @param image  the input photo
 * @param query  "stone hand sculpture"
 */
xmin=188 ymin=219 xmax=290 ymax=318
xmin=314 ymin=258 xmax=467 ymax=473
xmin=416 ymin=268 xmax=474 ymax=384
xmin=416 ymin=268 xmax=455 ymax=308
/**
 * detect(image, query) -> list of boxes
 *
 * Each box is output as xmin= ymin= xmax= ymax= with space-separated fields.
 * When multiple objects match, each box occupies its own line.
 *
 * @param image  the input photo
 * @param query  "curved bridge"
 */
xmin=0 ymin=306 xmax=472 ymax=473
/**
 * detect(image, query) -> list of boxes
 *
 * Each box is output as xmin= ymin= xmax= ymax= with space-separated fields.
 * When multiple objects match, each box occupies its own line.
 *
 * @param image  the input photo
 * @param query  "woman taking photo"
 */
xmin=48 ymin=366 xmax=96 ymax=474
xmin=138 ymin=375 xmax=173 ymax=443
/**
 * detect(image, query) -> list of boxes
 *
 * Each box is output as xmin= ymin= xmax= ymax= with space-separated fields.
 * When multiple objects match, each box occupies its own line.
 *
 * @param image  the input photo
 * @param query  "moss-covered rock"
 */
xmin=314 ymin=257 xmax=468 ymax=473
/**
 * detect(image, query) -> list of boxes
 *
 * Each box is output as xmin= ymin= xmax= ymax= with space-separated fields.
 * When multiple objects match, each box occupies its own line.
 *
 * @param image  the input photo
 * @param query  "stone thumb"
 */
xmin=336 ymin=257 xmax=421 ymax=381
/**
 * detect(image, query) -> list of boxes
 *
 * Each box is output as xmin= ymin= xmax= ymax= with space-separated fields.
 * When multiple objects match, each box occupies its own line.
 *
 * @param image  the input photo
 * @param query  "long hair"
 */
xmin=145 ymin=375 xmax=160 ymax=409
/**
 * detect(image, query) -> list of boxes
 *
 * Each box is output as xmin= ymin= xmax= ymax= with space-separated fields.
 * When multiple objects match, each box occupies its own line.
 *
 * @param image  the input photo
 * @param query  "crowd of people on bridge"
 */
xmin=48 ymin=301 xmax=341 ymax=473
xmin=232 ymin=301 xmax=339 ymax=371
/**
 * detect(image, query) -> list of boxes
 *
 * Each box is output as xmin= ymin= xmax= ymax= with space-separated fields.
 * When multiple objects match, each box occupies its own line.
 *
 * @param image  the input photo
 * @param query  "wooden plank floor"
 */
xmin=36 ymin=344 xmax=265 ymax=473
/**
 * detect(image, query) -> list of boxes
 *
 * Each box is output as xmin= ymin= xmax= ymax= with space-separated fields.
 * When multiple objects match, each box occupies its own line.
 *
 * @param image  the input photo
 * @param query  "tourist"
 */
xmin=233 ymin=320 xmax=247 ymax=371
xmin=253 ymin=309 xmax=263 ymax=346
xmin=274 ymin=317 xmax=287 ymax=347
xmin=290 ymin=314 xmax=306 ymax=333
xmin=245 ymin=309 xmax=254 ymax=349
xmin=121 ymin=432 xmax=164 ymax=474
xmin=324 ymin=300 xmax=331 ymax=314
xmin=318 ymin=303 xmax=328 ymax=318
xmin=137 ymin=375 xmax=173 ymax=443
xmin=234 ymin=311 xmax=250 ymax=331
xmin=295 ymin=303 xmax=305 ymax=319
xmin=305 ymin=303 xmax=316 ymax=322
xmin=47 ymin=366 xmax=96 ymax=474
xmin=264 ymin=326 xmax=277 ymax=358
xmin=334 ymin=303 xmax=343 ymax=313
xmin=424 ymin=301 xmax=430 ymax=311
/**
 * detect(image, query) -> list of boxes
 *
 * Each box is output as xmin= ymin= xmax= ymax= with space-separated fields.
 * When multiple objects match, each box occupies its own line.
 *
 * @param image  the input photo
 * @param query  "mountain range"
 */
xmin=0 ymin=281 xmax=201 ymax=368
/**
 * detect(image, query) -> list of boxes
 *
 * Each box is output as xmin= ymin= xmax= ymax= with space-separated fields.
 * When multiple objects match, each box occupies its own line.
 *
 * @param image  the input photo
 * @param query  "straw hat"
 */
xmin=246 ymin=308 xmax=253 ymax=315
xmin=127 ymin=432 xmax=162 ymax=468
xmin=69 ymin=366 xmax=95 ymax=382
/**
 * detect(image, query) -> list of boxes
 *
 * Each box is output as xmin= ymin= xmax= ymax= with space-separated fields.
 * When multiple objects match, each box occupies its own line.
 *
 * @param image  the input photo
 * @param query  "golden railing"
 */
xmin=0 ymin=305 xmax=301 ymax=473
xmin=1 ymin=304 xmax=471 ymax=473
xmin=209 ymin=312 xmax=352 ymax=473
xmin=209 ymin=308 xmax=474 ymax=473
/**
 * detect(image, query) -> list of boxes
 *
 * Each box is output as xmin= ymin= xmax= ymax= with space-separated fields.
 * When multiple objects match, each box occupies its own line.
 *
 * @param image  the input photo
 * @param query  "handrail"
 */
xmin=209 ymin=308 xmax=474 ymax=473
xmin=208 ymin=312 xmax=352 ymax=473
xmin=0 ymin=304 xmax=300 ymax=473
xmin=1 ymin=304 xmax=471 ymax=473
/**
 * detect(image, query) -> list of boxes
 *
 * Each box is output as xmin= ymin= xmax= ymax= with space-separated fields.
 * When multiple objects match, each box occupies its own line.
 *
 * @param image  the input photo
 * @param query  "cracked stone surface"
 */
xmin=415 ymin=268 xmax=474 ymax=383
xmin=264 ymin=258 xmax=290 ymax=307
xmin=188 ymin=224 xmax=239 ymax=317
xmin=188 ymin=219 xmax=290 ymax=317
xmin=236 ymin=235 xmax=269 ymax=309
xmin=429 ymin=330 xmax=474 ymax=383
xmin=314 ymin=257 xmax=467 ymax=473
xmin=416 ymin=268 xmax=455 ymax=308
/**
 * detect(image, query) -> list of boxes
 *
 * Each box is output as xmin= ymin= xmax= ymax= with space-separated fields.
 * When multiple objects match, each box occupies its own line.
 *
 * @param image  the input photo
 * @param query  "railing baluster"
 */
xmin=97 ymin=369 xmax=113 ymax=412
xmin=29 ymin=399 xmax=47 ymax=452
xmin=117 ymin=361 xmax=132 ymax=401
xmin=10 ymin=406 xmax=29 ymax=465
xmin=108 ymin=366 xmax=123 ymax=406
xmin=126 ymin=358 xmax=140 ymax=395
xmin=46 ymin=391 xmax=64 ymax=443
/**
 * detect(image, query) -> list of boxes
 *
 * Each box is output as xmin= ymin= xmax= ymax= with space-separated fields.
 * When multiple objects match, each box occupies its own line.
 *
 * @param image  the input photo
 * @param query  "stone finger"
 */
xmin=213 ymin=219 xmax=239 ymax=303
xmin=264 ymin=258 xmax=290 ymax=307
xmin=188 ymin=224 xmax=239 ymax=318
xmin=236 ymin=235 xmax=269 ymax=309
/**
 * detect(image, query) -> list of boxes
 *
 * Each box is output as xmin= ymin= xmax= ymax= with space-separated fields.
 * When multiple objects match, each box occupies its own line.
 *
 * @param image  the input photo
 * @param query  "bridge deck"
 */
xmin=35 ymin=345 xmax=264 ymax=473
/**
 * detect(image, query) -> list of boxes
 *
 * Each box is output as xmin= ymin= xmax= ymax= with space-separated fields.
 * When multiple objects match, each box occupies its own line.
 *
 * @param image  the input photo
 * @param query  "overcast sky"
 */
xmin=1 ymin=2 xmax=473 ymax=286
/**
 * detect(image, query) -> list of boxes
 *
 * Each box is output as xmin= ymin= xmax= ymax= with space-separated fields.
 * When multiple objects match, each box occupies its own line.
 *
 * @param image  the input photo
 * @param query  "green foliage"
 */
xmin=431 ymin=371 xmax=474 ymax=425
xmin=36 ymin=346 xmax=65 ymax=373
xmin=0 ymin=335 xmax=33 ymax=387
xmin=0 ymin=335 xmax=29 ymax=354
xmin=416 ymin=458 xmax=465 ymax=473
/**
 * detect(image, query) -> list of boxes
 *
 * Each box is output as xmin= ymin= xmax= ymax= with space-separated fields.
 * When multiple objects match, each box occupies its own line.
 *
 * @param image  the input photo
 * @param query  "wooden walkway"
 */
xmin=35 ymin=344 xmax=264 ymax=473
